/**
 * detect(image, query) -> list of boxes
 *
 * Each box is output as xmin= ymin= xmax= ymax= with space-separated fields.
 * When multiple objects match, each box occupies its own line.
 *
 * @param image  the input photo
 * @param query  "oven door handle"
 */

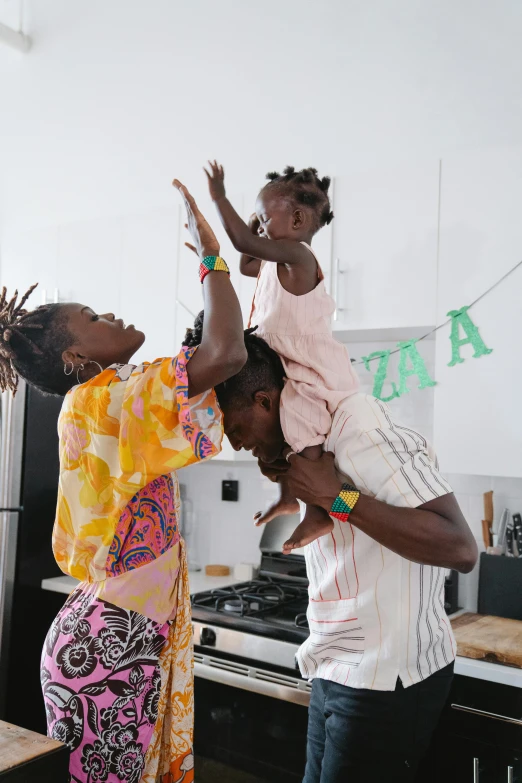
xmin=194 ymin=661 xmax=311 ymax=707
xmin=451 ymin=704 xmax=522 ymax=726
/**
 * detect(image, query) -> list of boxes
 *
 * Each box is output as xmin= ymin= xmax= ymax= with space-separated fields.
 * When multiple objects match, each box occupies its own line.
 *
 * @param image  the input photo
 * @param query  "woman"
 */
xmin=0 ymin=182 xmax=245 ymax=783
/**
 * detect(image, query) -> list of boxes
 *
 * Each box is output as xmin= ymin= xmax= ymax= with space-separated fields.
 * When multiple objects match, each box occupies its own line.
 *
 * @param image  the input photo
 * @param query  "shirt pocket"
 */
xmin=304 ymin=596 xmax=365 ymax=674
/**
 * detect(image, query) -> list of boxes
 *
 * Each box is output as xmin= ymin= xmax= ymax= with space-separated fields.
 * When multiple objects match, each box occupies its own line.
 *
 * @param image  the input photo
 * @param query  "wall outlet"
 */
xmin=222 ymin=480 xmax=239 ymax=502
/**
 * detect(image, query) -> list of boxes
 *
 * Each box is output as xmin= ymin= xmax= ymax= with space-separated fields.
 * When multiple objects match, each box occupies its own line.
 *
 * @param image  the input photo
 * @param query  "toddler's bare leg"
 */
xmin=282 ymin=503 xmax=334 ymax=553
xmin=269 ymin=445 xmax=335 ymax=553
xmin=254 ymin=476 xmax=300 ymax=526
xmin=254 ymin=445 xmax=335 ymax=545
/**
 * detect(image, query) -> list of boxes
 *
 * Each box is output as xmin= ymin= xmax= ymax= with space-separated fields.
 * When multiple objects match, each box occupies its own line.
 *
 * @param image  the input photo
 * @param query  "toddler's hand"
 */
xmin=204 ymin=160 xmax=226 ymax=201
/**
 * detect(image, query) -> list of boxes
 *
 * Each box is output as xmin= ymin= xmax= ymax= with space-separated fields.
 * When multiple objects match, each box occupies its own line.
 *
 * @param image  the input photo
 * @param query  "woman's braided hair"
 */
xmin=264 ymin=165 xmax=334 ymax=231
xmin=184 ymin=311 xmax=285 ymax=409
xmin=0 ymin=284 xmax=76 ymax=397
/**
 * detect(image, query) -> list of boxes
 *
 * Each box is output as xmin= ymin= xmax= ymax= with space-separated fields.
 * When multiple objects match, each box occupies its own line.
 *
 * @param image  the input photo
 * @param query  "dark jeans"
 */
xmin=303 ymin=662 xmax=454 ymax=783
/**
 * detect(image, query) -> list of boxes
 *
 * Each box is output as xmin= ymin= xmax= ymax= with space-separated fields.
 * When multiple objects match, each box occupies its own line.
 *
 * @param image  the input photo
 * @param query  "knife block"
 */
xmin=478 ymin=553 xmax=522 ymax=621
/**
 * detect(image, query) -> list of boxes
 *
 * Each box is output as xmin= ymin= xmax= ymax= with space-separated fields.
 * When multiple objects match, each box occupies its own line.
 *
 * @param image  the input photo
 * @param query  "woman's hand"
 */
xmin=173 ymin=179 xmax=220 ymax=259
xmin=204 ymin=160 xmax=226 ymax=202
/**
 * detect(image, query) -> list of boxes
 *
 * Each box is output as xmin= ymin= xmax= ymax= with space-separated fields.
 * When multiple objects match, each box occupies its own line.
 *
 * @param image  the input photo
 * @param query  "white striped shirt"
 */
xmin=296 ymin=393 xmax=456 ymax=691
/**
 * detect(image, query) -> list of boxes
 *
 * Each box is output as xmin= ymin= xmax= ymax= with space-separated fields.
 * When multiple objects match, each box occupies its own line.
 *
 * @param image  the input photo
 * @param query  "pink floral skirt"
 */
xmin=41 ymin=585 xmax=193 ymax=783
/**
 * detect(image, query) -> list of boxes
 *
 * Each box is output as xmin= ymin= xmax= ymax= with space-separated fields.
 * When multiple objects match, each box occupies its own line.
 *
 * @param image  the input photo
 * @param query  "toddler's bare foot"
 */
xmin=282 ymin=506 xmax=333 ymax=554
xmin=254 ymin=497 xmax=300 ymax=526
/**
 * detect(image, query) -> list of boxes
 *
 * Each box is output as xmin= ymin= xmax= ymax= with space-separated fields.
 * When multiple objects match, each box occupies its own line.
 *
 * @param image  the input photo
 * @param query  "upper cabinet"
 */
xmin=330 ymin=163 xmax=440 ymax=333
xmin=433 ymin=146 xmax=522 ymax=477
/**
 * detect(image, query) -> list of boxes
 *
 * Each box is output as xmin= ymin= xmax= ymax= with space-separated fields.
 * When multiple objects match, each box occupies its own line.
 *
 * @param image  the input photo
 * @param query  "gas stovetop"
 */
xmin=191 ymin=572 xmax=310 ymax=645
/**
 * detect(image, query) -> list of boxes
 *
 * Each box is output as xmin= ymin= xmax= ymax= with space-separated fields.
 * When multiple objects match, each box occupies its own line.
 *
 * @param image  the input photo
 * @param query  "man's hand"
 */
xmin=284 ymin=451 xmax=345 ymax=510
xmin=204 ymin=160 xmax=226 ymax=202
xmin=259 ymin=451 xmax=348 ymax=511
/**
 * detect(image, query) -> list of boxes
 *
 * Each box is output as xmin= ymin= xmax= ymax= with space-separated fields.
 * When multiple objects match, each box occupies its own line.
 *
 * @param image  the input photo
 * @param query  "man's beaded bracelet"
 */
xmin=330 ymin=483 xmax=360 ymax=523
xmin=199 ymin=256 xmax=230 ymax=283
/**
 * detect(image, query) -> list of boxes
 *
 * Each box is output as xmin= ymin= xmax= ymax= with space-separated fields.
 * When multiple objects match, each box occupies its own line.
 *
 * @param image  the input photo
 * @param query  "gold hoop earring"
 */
xmin=64 ymin=362 xmax=74 ymax=376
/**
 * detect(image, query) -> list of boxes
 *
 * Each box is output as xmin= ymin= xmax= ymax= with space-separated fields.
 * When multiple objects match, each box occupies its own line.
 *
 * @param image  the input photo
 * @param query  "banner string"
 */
xmin=351 ymin=257 xmax=522 ymax=365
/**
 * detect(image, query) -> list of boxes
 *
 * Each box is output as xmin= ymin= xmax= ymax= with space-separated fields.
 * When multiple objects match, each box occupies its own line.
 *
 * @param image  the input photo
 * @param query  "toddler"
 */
xmin=206 ymin=161 xmax=359 ymax=552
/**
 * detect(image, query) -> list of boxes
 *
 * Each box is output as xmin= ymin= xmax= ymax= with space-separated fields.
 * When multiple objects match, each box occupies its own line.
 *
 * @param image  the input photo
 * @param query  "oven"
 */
xmin=194 ymin=665 xmax=309 ymax=782
xmin=192 ymin=516 xmax=311 ymax=781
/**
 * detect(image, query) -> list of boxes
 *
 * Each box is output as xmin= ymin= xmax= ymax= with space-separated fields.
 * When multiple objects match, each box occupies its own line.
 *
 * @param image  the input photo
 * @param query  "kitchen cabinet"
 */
xmin=433 ymin=146 xmax=522 ymax=477
xmin=417 ymin=674 xmax=522 ymax=782
xmin=0 ymin=227 xmax=59 ymax=306
xmin=330 ymin=163 xmax=439 ymax=334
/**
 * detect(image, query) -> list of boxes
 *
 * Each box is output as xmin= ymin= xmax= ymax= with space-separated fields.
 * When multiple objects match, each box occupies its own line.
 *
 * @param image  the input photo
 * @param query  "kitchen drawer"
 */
xmin=445 ymin=675 xmax=522 ymax=752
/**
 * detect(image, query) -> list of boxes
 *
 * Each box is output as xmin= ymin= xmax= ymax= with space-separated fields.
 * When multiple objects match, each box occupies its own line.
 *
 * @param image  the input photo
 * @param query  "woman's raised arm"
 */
xmin=173 ymin=180 xmax=247 ymax=397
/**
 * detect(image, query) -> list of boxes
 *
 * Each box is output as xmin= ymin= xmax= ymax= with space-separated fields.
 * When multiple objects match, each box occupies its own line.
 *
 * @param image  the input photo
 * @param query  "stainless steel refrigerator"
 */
xmin=0 ymin=381 xmax=63 ymax=726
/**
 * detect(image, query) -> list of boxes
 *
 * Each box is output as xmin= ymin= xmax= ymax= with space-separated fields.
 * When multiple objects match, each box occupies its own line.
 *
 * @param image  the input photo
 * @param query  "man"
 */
xmin=218 ymin=334 xmax=477 ymax=782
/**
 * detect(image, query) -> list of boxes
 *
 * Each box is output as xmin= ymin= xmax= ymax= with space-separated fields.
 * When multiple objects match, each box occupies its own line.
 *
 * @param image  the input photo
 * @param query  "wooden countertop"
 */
xmin=0 ymin=720 xmax=67 ymax=775
xmin=452 ymin=612 xmax=522 ymax=669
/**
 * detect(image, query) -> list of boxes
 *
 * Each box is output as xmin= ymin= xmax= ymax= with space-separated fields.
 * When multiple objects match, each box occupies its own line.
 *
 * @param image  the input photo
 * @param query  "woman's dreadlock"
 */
xmin=184 ymin=311 xmax=285 ymax=410
xmin=0 ymin=284 xmax=76 ymax=397
xmin=264 ymin=165 xmax=334 ymax=231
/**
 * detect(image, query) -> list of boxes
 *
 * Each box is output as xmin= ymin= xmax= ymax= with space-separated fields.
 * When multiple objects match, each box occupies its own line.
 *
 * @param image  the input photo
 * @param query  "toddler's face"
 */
xmin=255 ymin=190 xmax=294 ymax=241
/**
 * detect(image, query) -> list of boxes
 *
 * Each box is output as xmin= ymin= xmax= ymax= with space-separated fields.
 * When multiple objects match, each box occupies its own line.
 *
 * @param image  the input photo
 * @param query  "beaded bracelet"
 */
xmin=330 ymin=483 xmax=360 ymax=523
xmin=199 ymin=256 xmax=230 ymax=284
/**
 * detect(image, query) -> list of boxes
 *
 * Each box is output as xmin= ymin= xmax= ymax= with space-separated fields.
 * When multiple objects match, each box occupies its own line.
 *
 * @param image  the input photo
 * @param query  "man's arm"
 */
xmin=259 ymin=451 xmax=477 ymax=574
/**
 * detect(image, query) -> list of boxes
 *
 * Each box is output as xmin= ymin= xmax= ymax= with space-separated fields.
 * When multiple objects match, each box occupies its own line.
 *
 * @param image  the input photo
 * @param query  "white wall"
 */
xmin=1 ymin=0 xmax=522 ymax=235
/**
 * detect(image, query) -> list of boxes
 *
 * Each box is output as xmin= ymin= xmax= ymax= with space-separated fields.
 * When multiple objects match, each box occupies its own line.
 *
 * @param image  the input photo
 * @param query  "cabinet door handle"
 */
xmin=176 ymin=299 xmax=196 ymax=319
xmin=332 ymin=258 xmax=345 ymax=322
xmin=451 ymin=703 xmax=522 ymax=726
xmin=473 ymin=757 xmax=479 ymax=782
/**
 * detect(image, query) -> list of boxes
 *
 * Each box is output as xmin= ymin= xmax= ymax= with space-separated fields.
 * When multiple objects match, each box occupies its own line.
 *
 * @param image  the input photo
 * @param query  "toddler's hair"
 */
xmin=263 ymin=166 xmax=334 ymax=232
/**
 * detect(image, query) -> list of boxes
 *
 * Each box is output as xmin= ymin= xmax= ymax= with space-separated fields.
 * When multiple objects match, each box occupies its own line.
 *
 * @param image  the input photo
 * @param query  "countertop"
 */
xmin=40 ymin=575 xmax=522 ymax=690
xmin=41 ymin=572 xmax=238 ymax=596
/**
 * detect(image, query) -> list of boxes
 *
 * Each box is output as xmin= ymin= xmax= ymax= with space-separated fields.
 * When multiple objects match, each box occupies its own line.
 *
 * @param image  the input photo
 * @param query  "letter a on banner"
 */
xmin=447 ymin=306 xmax=493 ymax=367
xmin=397 ymin=340 xmax=437 ymax=396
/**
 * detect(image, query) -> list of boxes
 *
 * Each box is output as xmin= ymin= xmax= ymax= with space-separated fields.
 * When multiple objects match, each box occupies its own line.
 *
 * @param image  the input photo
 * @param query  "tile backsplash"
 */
xmin=179 ymin=461 xmax=278 ymax=571
xmin=444 ymin=473 xmax=522 ymax=612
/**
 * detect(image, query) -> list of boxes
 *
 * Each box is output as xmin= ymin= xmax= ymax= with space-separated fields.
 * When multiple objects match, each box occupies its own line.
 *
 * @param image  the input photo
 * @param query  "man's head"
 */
xmin=184 ymin=314 xmax=286 ymax=462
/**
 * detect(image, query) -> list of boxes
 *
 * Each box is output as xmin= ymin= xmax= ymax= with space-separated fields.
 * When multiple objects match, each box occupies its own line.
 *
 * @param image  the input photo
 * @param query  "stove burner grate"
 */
xmin=192 ymin=577 xmax=309 ymax=624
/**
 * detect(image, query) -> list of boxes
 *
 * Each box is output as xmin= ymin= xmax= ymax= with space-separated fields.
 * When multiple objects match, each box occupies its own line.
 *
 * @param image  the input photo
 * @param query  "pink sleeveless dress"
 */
xmin=249 ymin=243 xmax=359 ymax=453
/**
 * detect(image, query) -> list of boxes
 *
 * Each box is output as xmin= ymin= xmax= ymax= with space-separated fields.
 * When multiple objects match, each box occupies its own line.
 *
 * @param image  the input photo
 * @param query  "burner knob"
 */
xmin=200 ymin=627 xmax=216 ymax=647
